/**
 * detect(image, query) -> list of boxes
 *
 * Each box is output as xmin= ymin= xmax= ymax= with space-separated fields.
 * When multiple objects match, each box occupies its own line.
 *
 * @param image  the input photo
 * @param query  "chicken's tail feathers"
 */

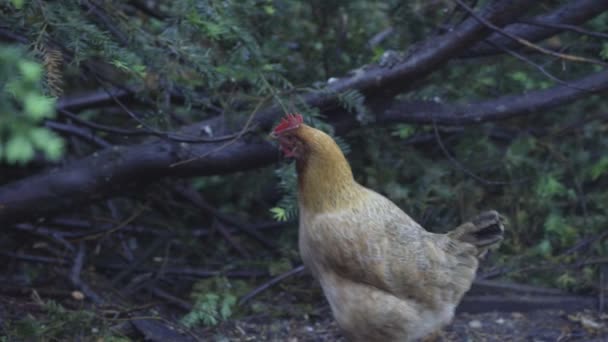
xmin=448 ymin=210 xmax=505 ymax=257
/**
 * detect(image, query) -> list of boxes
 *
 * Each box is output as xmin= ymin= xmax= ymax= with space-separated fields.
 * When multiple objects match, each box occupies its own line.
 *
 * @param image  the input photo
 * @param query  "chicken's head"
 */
xmin=271 ymin=113 xmax=305 ymax=158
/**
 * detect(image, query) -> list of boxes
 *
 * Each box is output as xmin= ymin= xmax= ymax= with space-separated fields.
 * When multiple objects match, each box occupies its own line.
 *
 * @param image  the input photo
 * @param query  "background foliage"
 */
xmin=0 ymin=0 xmax=607 ymax=338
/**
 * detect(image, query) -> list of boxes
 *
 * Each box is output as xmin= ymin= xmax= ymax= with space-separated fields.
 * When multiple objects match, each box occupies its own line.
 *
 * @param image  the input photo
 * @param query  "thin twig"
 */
xmin=58 ymin=109 xmax=158 ymax=137
xmin=99 ymin=81 xmax=246 ymax=143
xmin=13 ymin=223 xmax=76 ymax=252
xmin=0 ymin=250 xmax=267 ymax=279
xmin=110 ymin=237 xmax=166 ymax=286
xmin=431 ymin=118 xmax=528 ymax=185
xmin=106 ymin=200 xmax=135 ymax=262
xmin=563 ymin=227 xmax=608 ymax=255
xmin=129 ymin=0 xmax=166 ymax=19
xmin=212 ymin=219 xmax=251 ymax=258
xmin=0 ymin=251 xmax=69 ymax=265
xmin=173 ymin=185 xmax=278 ymax=250
xmin=552 ymin=112 xmax=608 ymax=137
xmin=517 ymin=19 xmax=608 ymax=40
xmin=481 ymin=255 xmax=608 ymax=280
xmin=600 ymin=264 xmax=606 ymax=312
xmin=92 ymin=261 xmax=268 ymax=278
xmin=169 ymin=94 xmax=269 ymax=167
xmin=83 ymin=0 xmax=130 ymax=46
xmin=49 ymin=217 xmax=171 ymax=238
xmin=45 ymin=120 xmax=112 ymax=148
xmin=56 ymin=87 xmax=131 ymax=110
xmin=239 ymin=265 xmax=306 ymax=305
xmin=75 ymin=205 xmax=148 ymax=240
xmin=69 ymin=241 xmax=104 ymax=304
xmin=484 ymin=39 xmax=591 ymax=92
xmin=535 ymin=140 xmax=590 ymax=227
xmin=148 ymin=286 xmax=192 ymax=311
xmin=452 ymin=0 xmax=608 ymax=66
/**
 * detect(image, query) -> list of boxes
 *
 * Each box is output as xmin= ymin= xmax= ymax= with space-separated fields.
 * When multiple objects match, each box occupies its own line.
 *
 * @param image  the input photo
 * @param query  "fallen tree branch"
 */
xmin=453 ymin=0 xmax=607 ymax=66
xmin=458 ymin=294 xmax=596 ymax=313
xmin=378 ymin=69 xmax=608 ymax=125
xmin=319 ymin=0 xmax=531 ymax=98
xmin=45 ymin=120 xmax=112 ymax=148
xmin=517 ymin=19 xmax=608 ymax=40
xmin=463 ymin=0 xmax=608 ymax=57
xmin=1 ymin=68 xmax=606 ymax=225
xmin=55 ymin=88 xmax=132 ymax=111
xmin=0 ymin=138 xmax=277 ymax=225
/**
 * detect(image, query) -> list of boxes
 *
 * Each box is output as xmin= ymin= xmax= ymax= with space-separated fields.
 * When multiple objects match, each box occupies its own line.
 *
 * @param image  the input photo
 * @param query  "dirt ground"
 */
xmin=1 ymin=286 xmax=607 ymax=341
xmin=212 ymin=306 xmax=608 ymax=342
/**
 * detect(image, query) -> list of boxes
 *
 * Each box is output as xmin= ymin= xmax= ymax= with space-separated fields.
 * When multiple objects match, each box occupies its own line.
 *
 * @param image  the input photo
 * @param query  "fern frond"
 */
xmin=273 ymin=163 xmax=299 ymax=222
xmin=42 ymin=46 xmax=63 ymax=97
xmin=338 ymin=89 xmax=371 ymax=124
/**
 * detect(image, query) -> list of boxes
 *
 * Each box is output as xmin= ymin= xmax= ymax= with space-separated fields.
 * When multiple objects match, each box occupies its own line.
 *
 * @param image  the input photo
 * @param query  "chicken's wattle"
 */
xmin=277 ymin=136 xmax=299 ymax=158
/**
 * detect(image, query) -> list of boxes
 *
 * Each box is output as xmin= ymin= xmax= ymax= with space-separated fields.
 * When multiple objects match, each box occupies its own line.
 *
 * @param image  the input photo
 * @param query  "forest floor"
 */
xmin=1 ymin=278 xmax=607 ymax=341
xmin=212 ymin=307 xmax=608 ymax=341
xmin=205 ymin=275 xmax=608 ymax=341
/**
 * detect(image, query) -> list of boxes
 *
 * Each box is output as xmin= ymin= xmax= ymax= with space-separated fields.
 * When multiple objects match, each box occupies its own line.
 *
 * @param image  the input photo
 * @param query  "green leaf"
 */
xmin=506 ymin=136 xmax=536 ymax=166
xmin=220 ymin=295 xmax=236 ymax=320
xmin=536 ymin=239 xmax=552 ymax=257
xmin=12 ymin=316 xmax=43 ymax=338
xmin=28 ymin=127 xmax=55 ymax=148
xmin=10 ymin=0 xmax=24 ymax=9
xmin=23 ymin=93 xmax=56 ymax=120
xmin=111 ymin=60 xmax=147 ymax=77
xmin=18 ymin=61 xmax=42 ymax=82
xmin=544 ymin=212 xmax=578 ymax=246
xmin=263 ymin=5 xmax=275 ymax=15
xmin=510 ymin=71 xmax=535 ymax=89
xmin=601 ymin=43 xmax=608 ymax=61
xmin=544 ymin=213 xmax=565 ymax=235
xmin=392 ymin=124 xmax=415 ymax=139
xmin=202 ymin=22 xmax=227 ymax=39
xmin=29 ymin=128 xmax=64 ymax=160
xmin=556 ymin=272 xmax=576 ymax=289
xmin=270 ymin=207 xmax=287 ymax=222
xmin=268 ymin=257 xmax=292 ymax=276
xmin=590 ymin=156 xmax=608 ymax=180
xmin=535 ymin=175 xmax=566 ymax=199
xmin=5 ymin=135 xmax=35 ymax=164
xmin=4 ymin=79 xmax=21 ymax=97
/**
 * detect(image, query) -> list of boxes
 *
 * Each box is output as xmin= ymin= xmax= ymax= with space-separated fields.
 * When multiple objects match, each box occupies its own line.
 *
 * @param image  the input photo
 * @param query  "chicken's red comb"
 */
xmin=273 ymin=113 xmax=303 ymax=134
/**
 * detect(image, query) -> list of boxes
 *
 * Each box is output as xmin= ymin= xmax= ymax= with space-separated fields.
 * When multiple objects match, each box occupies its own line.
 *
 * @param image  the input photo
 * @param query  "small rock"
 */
xmin=468 ymin=320 xmax=483 ymax=329
xmin=71 ymin=291 xmax=85 ymax=301
xmin=202 ymin=125 xmax=213 ymax=136
xmin=580 ymin=316 xmax=603 ymax=331
xmin=512 ymin=312 xmax=524 ymax=319
xmin=495 ymin=318 xmax=505 ymax=325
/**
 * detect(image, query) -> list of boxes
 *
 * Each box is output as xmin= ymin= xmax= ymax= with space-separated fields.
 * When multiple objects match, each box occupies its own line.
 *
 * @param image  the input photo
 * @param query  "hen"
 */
xmin=271 ymin=114 xmax=505 ymax=341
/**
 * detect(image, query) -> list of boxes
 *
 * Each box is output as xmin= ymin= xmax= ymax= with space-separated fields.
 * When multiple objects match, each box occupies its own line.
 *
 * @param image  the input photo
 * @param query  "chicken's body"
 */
xmin=272 ymin=115 xmax=504 ymax=341
xmin=300 ymin=186 xmax=478 ymax=341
